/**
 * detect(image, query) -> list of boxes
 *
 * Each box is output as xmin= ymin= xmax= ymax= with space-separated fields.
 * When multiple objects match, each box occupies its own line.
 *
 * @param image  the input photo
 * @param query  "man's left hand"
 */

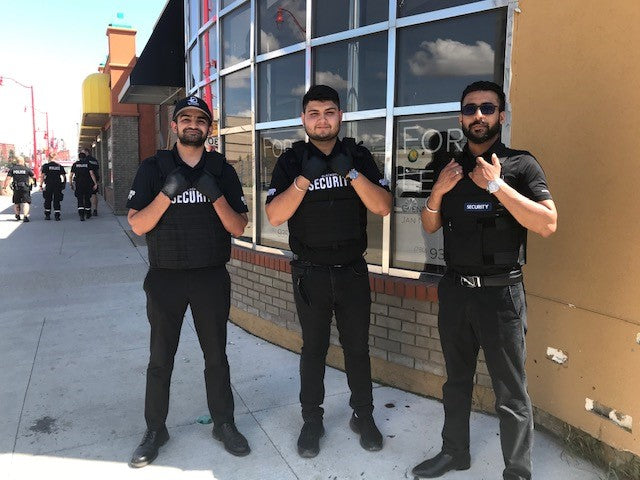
xmin=194 ymin=170 xmax=223 ymax=202
xmin=329 ymin=152 xmax=354 ymax=177
xmin=469 ymin=153 xmax=501 ymax=189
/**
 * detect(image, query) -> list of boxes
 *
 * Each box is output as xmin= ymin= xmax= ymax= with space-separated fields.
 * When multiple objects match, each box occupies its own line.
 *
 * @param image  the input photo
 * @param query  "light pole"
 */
xmin=0 ymin=75 xmax=38 ymax=179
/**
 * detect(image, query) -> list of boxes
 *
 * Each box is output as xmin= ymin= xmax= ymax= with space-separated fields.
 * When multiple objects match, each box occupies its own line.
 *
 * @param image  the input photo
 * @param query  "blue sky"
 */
xmin=0 ymin=0 xmax=167 ymax=157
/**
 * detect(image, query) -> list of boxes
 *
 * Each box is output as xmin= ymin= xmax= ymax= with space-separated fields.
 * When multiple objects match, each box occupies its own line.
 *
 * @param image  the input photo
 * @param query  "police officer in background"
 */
xmin=265 ymin=85 xmax=392 ymax=458
xmin=40 ymin=152 xmax=66 ymax=221
xmin=127 ymin=95 xmax=250 ymax=468
xmin=83 ymin=148 xmax=100 ymax=216
xmin=70 ymin=152 xmax=97 ymax=221
xmin=412 ymin=81 xmax=557 ymax=480
xmin=3 ymin=155 xmax=35 ymax=222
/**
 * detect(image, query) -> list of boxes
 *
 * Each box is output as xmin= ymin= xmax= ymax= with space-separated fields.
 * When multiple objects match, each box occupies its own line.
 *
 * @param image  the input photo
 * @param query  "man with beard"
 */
xmin=412 ymin=81 xmax=557 ymax=480
xmin=265 ymin=85 xmax=392 ymax=458
xmin=126 ymin=96 xmax=250 ymax=468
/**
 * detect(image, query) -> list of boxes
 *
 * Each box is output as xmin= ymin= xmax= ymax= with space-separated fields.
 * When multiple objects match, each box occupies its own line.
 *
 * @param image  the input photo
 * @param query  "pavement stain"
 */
xmin=29 ymin=415 xmax=59 ymax=434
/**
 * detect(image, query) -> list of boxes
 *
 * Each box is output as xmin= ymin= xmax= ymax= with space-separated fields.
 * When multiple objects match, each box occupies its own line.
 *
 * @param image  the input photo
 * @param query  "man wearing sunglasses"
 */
xmin=413 ymin=81 xmax=557 ymax=480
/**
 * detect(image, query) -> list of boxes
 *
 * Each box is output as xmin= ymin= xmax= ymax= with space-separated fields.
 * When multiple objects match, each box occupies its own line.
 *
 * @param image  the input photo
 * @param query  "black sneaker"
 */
xmin=79 ymin=212 xmax=85 ymax=221
xmin=297 ymin=420 xmax=324 ymax=458
xmin=54 ymin=213 xmax=61 ymax=221
xmin=22 ymin=216 xmax=30 ymax=223
xmin=349 ymin=413 xmax=383 ymax=451
xmin=85 ymin=211 xmax=92 ymax=219
xmin=15 ymin=214 xmax=20 ymax=221
xmin=93 ymin=209 xmax=98 ymax=216
xmin=45 ymin=213 xmax=51 ymax=220
xmin=212 ymin=422 xmax=250 ymax=456
xmin=129 ymin=427 xmax=170 ymax=468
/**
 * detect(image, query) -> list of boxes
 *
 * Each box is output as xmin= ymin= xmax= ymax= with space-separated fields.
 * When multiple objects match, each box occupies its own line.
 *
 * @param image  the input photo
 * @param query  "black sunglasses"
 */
xmin=461 ymin=103 xmax=499 ymax=116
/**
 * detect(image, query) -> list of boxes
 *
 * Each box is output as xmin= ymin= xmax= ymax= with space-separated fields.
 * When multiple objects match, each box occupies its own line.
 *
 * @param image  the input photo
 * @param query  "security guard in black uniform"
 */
xmin=83 ymin=148 xmax=100 ymax=216
xmin=70 ymin=152 xmax=97 ymax=221
xmin=3 ymin=156 xmax=35 ymax=222
xmin=40 ymin=152 xmax=66 ymax=221
xmin=265 ymin=85 xmax=392 ymax=458
xmin=412 ymin=81 xmax=558 ymax=480
xmin=126 ymin=96 xmax=250 ymax=468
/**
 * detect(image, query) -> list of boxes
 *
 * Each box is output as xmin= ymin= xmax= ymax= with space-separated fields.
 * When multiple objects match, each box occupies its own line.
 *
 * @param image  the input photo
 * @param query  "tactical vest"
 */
xmin=43 ymin=163 xmax=64 ymax=188
xmin=10 ymin=168 xmax=30 ymax=190
xmin=146 ymin=150 xmax=231 ymax=269
xmin=441 ymin=159 xmax=526 ymax=271
xmin=287 ymin=139 xmax=366 ymax=264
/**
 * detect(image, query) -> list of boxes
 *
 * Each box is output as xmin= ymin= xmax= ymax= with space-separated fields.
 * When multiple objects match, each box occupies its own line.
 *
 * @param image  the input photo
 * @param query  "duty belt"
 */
xmin=454 ymin=270 xmax=522 ymax=288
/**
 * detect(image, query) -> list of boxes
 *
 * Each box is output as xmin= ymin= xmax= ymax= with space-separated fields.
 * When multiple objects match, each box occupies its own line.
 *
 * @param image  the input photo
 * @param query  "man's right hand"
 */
xmin=432 ymin=159 xmax=463 ymax=197
xmin=161 ymin=167 xmax=192 ymax=200
xmin=301 ymin=155 xmax=327 ymax=182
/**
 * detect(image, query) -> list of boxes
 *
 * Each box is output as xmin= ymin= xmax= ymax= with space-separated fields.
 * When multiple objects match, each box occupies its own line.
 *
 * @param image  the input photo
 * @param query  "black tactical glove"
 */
xmin=301 ymin=155 xmax=327 ymax=182
xmin=194 ymin=170 xmax=223 ymax=202
xmin=161 ymin=167 xmax=192 ymax=200
xmin=329 ymin=152 xmax=354 ymax=177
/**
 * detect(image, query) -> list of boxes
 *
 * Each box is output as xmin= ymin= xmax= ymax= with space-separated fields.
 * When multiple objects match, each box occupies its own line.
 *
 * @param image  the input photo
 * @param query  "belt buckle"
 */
xmin=460 ymin=275 xmax=481 ymax=288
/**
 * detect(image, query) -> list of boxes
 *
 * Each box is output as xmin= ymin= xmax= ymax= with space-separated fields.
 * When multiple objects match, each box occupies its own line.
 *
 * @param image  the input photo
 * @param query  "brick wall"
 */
xmin=228 ymin=246 xmax=494 ymax=402
xmin=109 ymin=116 xmax=139 ymax=214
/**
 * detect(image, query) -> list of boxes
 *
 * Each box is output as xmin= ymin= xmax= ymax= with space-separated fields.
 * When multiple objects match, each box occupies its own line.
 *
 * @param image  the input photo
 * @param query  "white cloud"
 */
xmin=315 ymin=71 xmax=348 ymax=89
xmin=225 ymin=68 xmax=251 ymax=89
xmin=408 ymin=39 xmax=494 ymax=76
xmin=260 ymin=30 xmax=281 ymax=52
xmin=290 ymin=84 xmax=306 ymax=96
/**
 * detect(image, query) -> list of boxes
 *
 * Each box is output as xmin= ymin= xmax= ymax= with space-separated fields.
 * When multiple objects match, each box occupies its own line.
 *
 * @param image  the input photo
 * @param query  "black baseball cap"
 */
xmin=173 ymin=96 xmax=212 ymax=122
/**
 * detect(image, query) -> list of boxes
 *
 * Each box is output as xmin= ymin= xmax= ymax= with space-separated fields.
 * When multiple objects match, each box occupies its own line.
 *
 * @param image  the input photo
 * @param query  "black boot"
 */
xmin=85 ymin=209 xmax=92 ymax=219
xmin=411 ymin=451 xmax=471 ymax=478
xmin=15 ymin=214 xmax=20 ymax=221
xmin=212 ymin=423 xmax=250 ymax=456
xmin=79 ymin=211 xmax=85 ymax=221
xmin=349 ymin=413 xmax=383 ymax=451
xmin=22 ymin=216 xmax=30 ymax=223
xmin=54 ymin=213 xmax=61 ymax=221
xmin=128 ymin=427 xmax=169 ymax=468
xmin=93 ymin=209 xmax=98 ymax=216
xmin=297 ymin=420 xmax=324 ymax=458
xmin=45 ymin=212 xmax=51 ymax=220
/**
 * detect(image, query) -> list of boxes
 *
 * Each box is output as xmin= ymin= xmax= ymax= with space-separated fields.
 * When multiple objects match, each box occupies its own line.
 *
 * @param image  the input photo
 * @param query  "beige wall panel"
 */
xmin=511 ymin=0 xmax=640 ymax=323
xmin=527 ymin=296 xmax=639 ymax=454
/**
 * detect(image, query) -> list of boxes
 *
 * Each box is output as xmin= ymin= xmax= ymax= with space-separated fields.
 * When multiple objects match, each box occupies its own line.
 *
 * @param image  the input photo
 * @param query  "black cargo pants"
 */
xmin=143 ymin=266 xmax=235 ymax=430
xmin=43 ymin=187 xmax=63 ymax=214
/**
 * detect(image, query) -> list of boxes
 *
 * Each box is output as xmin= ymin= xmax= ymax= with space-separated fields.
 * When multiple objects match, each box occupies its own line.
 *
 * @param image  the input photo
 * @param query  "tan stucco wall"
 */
xmin=510 ymin=0 xmax=640 ymax=454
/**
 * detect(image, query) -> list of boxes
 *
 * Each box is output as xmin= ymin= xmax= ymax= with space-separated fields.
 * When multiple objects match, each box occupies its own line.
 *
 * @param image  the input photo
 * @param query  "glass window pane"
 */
xmin=396 ymin=9 xmax=507 ymax=107
xmin=392 ymin=113 xmax=466 ymax=271
xmin=204 ymin=0 xmax=216 ymax=23
xmin=223 ymin=132 xmax=254 ymax=242
xmin=313 ymin=32 xmax=387 ymax=112
xmin=222 ymin=68 xmax=252 ymax=127
xmin=313 ymin=0 xmax=387 ymax=37
xmin=340 ymin=118 xmax=386 ymax=265
xmin=222 ymin=0 xmax=239 ymax=8
xmin=221 ymin=3 xmax=251 ymax=69
xmin=200 ymin=25 xmax=218 ymax=80
xmin=258 ymin=127 xmax=306 ymax=249
xmin=188 ymin=45 xmax=201 ymax=89
xmin=258 ymin=52 xmax=305 ymax=122
xmin=200 ymin=81 xmax=220 ymax=151
xmin=189 ymin=0 xmax=201 ymax=40
xmin=398 ymin=0 xmax=475 ymax=17
xmin=258 ymin=0 xmax=306 ymax=54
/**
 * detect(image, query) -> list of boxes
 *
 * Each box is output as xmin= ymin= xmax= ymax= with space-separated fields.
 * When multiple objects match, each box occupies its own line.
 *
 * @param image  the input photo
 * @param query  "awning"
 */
xmin=118 ymin=0 xmax=185 ymax=105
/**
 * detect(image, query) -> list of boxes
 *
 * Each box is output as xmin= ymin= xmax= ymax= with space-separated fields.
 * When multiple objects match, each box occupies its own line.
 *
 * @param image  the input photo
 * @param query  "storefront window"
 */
xmin=200 ymin=81 xmax=219 ymax=151
xmin=397 ymin=0 xmax=475 ymax=17
xmin=313 ymin=32 xmax=387 ymax=112
xmin=313 ymin=0 xmax=387 ymax=37
xmin=258 ymin=127 xmax=306 ymax=249
xmin=223 ymin=132 xmax=254 ymax=242
xmin=396 ymin=9 xmax=506 ymax=107
xmin=340 ymin=118 xmax=386 ymax=265
xmin=221 ymin=3 xmax=251 ymax=69
xmin=222 ymin=0 xmax=240 ymax=9
xmin=188 ymin=45 xmax=201 ymax=89
xmin=200 ymin=25 xmax=218 ymax=81
xmin=188 ymin=0 xmax=201 ymax=40
xmin=258 ymin=52 xmax=305 ymax=122
xmin=392 ymin=113 xmax=465 ymax=271
xmin=258 ymin=0 xmax=306 ymax=55
xmin=222 ymin=67 xmax=251 ymax=127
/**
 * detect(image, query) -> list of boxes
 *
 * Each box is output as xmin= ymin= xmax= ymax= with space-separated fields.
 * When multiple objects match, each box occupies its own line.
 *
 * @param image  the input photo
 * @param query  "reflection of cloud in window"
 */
xmin=357 ymin=133 xmax=385 ymax=145
xmin=315 ymin=71 xmax=348 ymax=89
xmin=290 ymin=84 xmax=306 ymax=96
xmin=260 ymin=30 xmax=281 ymax=51
xmin=225 ymin=69 xmax=250 ymax=88
xmin=408 ymin=39 xmax=494 ymax=76
xmin=236 ymin=109 xmax=253 ymax=118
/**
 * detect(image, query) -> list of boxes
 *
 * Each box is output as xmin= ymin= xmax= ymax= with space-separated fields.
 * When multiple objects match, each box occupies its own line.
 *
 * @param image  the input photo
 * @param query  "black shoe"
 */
xmin=411 ymin=451 xmax=471 ymax=478
xmin=297 ymin=420 xmax=324 ymax=458
xmin=86 ymin=211 xmax=92 ymax=219
xmin=93 ymin=209 xmax=98 ymax=216
xmin=349 ymin=413 xmax=383 ymax=451
xmin=22 ymin=216 xmax=30 ymax=223
xmin=15 ymin=214 xmax=20 ymax=221
xmin=54 ymin=213 xmax=60 ymax=221
xmin=212 ymin=422 xmax=250 ymax=456
xmin=128 ymin=427 xmax=169 ymax=468
xmin=45 ymin=213 xmax=51 ymax=220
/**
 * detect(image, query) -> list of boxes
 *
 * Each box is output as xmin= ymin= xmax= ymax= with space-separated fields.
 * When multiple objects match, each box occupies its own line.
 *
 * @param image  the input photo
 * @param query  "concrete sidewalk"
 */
xmin=0 ymin=192 xmax=607 ymax=480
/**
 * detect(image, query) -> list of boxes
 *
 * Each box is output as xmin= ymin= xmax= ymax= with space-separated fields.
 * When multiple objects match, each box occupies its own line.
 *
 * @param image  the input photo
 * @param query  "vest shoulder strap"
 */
xmin=155 ymin=150 xmax=176 ymax=177
xmin=155 ymin=150 xmax=225 ymax=177
xmin=203 ymin=150 xmax=225 ymax=177
xmin=290 ymin=141 xmax=308 ymax=163
xmin=341 ymin=137 xmax=366 ymax=159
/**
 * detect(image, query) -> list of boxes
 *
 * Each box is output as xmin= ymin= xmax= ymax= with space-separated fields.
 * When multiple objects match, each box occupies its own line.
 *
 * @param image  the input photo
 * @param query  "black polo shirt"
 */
xmin=126 ymin=145 xmax=248 ymax=215
xmin=7 ymin=165 xmax=35 ymax=187
xmin=41 ymin=161 xmax=65 ymax=187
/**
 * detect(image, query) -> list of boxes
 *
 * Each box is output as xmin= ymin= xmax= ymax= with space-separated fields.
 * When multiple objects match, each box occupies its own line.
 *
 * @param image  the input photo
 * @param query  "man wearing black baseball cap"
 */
xmin=127 ymin=95 xmax=250 ymax=467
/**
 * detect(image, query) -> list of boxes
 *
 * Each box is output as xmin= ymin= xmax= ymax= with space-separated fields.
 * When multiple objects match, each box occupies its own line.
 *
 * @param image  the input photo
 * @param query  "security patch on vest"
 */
xmin=464 ymin=202 xmax=493 ymax=212
xmin=307 ymin=173 xmax=349 ymax=191
xmin=267 ymin=188 xmax=276 ymax=197
xmin=379 ymin=178 xmax=389 ymax=187
xmin=172 ymin=188 xmax=211 ymax=204
xmin=128 ymin=190 xmax=136 ymax=200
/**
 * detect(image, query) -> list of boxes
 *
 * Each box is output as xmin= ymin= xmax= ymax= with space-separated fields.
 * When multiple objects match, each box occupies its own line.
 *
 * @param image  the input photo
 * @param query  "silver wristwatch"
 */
xmin=487 ymin=178 xmax=505 ymax=194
